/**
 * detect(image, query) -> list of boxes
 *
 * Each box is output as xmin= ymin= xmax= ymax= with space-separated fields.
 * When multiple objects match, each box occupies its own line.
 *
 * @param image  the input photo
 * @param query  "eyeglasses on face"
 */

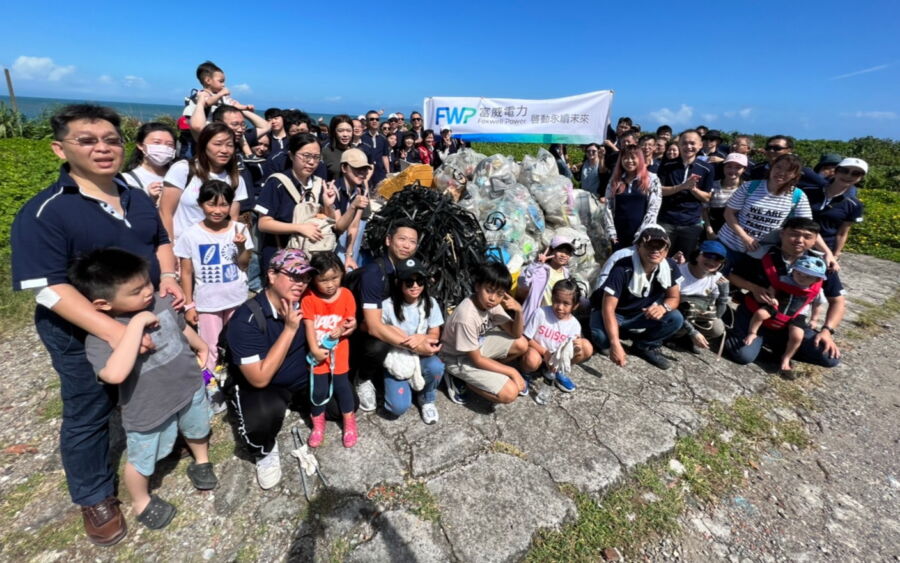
xmin=295 ymin=152 xmax=321 ymax=162
xmin=367 ymin=117 xmax=380 ymax=121
xmin=766 ymin=145 xmax=788 ymax=152
xmin=278 ymin=270 xmax=310 ymax=284
xmin=836 ymin=166 xmax=864 ymax=177
xmin=411 ymin=117 xmax=422 ymax=122
xmin=402 ymin=277 xmax=425 ymax=287
xmin=701 ymin=252 xmax=726 ymax=262
xmin=62 ymin=136 xmax=124 ymax=147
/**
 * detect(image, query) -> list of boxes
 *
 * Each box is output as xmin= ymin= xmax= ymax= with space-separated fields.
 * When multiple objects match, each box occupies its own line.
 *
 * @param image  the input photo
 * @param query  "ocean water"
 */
xmin=0 ymin=95 xmax=339 ymax=123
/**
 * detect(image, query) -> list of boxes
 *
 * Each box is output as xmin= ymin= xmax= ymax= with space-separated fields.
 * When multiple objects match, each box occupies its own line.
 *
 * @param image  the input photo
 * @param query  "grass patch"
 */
xmin=845 ymin=189 xmax=900 ymax=263
xmin=38 ymin=394 xmax=63 ymax=422
xmin=366 ymin=480 xmax=441 ymax=522
xmin=0 ymin=473 xmax=47 ymax=523
xmin=528 ymin=392 xmax=816 ymax=560
xmin=849 ymin=288 xmax=900 ymax=335
xmin=2 ymin=511 xmax=82 ymax=559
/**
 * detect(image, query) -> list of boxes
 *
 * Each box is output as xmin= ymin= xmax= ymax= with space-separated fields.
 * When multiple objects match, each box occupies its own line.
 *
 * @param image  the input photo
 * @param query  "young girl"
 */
xmin=175 ymin=180 xmax=253 ymax=412
xmin=515 ymin=236 xmax=575 ymax=327
xmin=301 ymin=252 xmax=358 ymax=447
xmin=704 ymin=153 xmax=747 ymax=236
xmin=381 ymin=257 xmax=445 ymax=424
xmin=522 ymin=279 xmax=594 ymax=405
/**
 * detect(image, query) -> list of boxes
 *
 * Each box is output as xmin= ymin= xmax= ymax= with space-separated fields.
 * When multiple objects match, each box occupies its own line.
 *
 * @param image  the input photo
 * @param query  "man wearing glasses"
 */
xmin=11 ymin=105 xmax=183 ymax=546
xmin=360 ymin=110 xmax=391 ymax=186
xmin=749 ymin=135 xmax=827 ymax=189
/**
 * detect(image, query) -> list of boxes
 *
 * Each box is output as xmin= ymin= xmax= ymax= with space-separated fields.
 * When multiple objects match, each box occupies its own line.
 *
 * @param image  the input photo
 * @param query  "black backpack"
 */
xmin=342 ymin=257 xmax=391 ymax=321
xmin=216 ymin=296 xmax=266 ymax=394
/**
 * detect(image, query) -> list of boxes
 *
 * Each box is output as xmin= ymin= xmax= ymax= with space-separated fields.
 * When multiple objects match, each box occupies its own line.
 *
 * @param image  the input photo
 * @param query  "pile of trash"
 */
xmin=435 ymin=147 xmax=610 ymax=287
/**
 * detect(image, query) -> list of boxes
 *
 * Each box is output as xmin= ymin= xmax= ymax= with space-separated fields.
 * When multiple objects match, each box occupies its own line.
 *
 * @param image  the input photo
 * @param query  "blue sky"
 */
xmin=2 ymin=0 xmax=898 ymax=140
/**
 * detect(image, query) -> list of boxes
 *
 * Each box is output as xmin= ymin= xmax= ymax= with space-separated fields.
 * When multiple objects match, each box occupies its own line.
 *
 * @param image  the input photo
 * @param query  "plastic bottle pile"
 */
xmin=435 ymin=147 xmax=611 ymax=287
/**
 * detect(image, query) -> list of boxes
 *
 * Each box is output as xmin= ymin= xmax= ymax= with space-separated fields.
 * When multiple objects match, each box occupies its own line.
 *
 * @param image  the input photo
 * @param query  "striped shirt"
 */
xmin=717 ymin=181 xmax=812 ymax=252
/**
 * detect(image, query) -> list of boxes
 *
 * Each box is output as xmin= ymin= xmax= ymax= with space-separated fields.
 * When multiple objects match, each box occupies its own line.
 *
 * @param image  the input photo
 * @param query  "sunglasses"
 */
xmin=278 ymin=270 xmax=310 ymax=283
xmin=701 ymin=252 xmax=726 ymax=262
xmin=836 ymin=166 xmax=864 ymax=177
xmin=411 ymin=117 xmax=422 ymax=122
xmin=402 ymin=277 xmax=425 ymax=288
xmin=368 ymin=117 xmax=380 ymax=121
xmin=766 ymin=145 xmax=789 ymax=152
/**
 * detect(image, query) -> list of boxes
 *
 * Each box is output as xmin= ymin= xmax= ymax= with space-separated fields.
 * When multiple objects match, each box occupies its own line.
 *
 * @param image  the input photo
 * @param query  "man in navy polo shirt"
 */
xmin=749 ymin=135 xmax=827 ymax=189
xmin=10 ymin=104 xmax=183 ymax=546
xmin=725 ymin=218 xmax=845 ymax=371
xmin=360 ymin=110 xmax=391 ymax=187
xmin=657 ymin=129 xmax=715 ymax=257
xmin=226 ymin=249 xmax=351 ymax=489
xmin=351 ymin=219 xmax=439 ymax=411
xmin=589 ymin=226 xmax=684 ymax=370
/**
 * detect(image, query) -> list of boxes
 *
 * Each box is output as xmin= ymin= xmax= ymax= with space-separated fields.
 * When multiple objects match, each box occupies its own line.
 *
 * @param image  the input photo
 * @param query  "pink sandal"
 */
xmin=308 ymin=413 xmax=326 ymax=448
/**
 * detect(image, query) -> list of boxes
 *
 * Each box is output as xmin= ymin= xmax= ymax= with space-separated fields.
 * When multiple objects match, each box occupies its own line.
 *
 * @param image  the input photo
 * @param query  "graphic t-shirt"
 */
xmin=524 ymin=305 xmax=581 ymax=353
xmin=717 ymin=181 xmax=812 ymax=252
xmin=163 ymin=159 xmax=248 ymax=239
xmin=301 ymin=288 xmax=356 ymax=375
xmin=174 ymin=222 xmax=253 ymax=312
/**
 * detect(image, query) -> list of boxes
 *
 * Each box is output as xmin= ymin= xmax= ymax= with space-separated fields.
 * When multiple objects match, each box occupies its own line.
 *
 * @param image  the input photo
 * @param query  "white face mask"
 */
xmin=143 ymin=144 xmax=175 ymax=166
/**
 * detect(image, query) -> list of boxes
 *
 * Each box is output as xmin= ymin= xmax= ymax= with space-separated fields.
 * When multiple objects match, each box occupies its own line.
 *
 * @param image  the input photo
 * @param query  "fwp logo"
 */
xmin=435 ymin=107 xmax=477 ymax=125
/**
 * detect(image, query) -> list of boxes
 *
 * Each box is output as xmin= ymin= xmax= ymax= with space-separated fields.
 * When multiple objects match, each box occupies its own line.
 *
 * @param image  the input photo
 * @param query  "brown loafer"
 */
xmin=81 ymin=496 xmax=127 ymax=546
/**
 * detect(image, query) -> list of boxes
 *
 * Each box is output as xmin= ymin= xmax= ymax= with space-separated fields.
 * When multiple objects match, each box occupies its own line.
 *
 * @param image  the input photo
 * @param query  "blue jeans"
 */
xmin=724 ymin=305 xmax=840 ymax=367
xmin=35 ymin=307 xmax=117 ymax=507
xmin=383 ymin=355 xmax=444 ymax=416
xmin=589 ymin=308 xmax=684 ymax=351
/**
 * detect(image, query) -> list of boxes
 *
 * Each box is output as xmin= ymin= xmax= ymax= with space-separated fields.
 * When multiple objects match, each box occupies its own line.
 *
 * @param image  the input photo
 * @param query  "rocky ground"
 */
xmin=0 ymin=253 xmax=898 ymax=562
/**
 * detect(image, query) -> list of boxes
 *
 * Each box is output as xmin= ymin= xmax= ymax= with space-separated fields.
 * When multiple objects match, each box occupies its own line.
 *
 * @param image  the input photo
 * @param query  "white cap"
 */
xmin=837 ymin=157 xmax=868 ymax=174
xmin=723 ymin=152 xmax=748 ymax=167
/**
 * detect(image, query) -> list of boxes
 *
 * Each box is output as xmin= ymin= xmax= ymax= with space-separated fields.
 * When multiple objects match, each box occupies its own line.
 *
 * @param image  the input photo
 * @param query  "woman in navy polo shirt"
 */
xmin=803 ymin=157 xmax=866 ymax=261
xmin=321 ymin=115 xmax=354 ymax=181
xmin=604 ymin=145 xmax=662 ymax=251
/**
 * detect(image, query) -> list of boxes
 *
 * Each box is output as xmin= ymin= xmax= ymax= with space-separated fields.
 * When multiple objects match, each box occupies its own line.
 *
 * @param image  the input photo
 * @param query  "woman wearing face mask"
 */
xmin=321 ymin=115 xmax=354 ymax=181
xmin=123 ymin=123 xmax=178 ymax=205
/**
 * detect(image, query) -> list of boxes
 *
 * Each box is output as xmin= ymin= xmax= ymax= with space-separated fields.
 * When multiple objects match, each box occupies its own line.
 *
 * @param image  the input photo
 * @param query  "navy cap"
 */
xmin=699 ymin=240 xmax=728 ymax=258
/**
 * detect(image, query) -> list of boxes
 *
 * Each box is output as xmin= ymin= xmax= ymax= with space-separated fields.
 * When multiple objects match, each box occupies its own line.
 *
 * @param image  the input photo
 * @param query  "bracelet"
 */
xmin=821 ymin=325 xmax=835 ymax=335
xmin=184 ymin=303 xmax=196 ymax=311
xmin=161 ymin=272 xmax=179 ymax=280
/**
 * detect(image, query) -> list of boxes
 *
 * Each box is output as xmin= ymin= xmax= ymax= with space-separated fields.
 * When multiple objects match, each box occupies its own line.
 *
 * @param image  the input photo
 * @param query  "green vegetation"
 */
xmin=366 ymin=480 xmax=441 ymax=522
xmin=528 ymin=390 xmax=816 ymax=560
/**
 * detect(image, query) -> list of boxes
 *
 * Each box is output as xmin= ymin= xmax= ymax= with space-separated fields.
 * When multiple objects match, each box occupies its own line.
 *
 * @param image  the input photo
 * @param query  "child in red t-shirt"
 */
xmin=301 ymin=252 xmax=359 ymax=448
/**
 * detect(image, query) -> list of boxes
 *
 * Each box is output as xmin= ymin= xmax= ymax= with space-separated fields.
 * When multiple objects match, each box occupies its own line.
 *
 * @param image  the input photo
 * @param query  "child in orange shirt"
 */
xmin=301 ymin=252 xmax=358 ymax=447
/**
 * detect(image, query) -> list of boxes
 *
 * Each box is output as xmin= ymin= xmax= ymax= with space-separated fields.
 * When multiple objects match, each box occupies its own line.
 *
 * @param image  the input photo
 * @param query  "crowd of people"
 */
xmin=9 ymin=60 xmax=869 ymax=546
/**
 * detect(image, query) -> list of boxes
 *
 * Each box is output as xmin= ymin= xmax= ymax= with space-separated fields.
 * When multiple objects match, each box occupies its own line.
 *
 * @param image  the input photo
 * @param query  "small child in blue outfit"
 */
xmin=71 ymin=248 xmax=217 ymax=531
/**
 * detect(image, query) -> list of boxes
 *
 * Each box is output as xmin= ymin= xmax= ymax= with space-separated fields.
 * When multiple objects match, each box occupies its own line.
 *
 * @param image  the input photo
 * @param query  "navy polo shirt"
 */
xmin=731 ymin=248 xmax=844 ymax=299
xmin=11 ymin=164 xmax=168 ymax=293
xmin=594 ymin=256 xmax=682 ymax=316
xmin=267 ymin=132 xmax=288 ymax=154
xmin=749 ymin=163 xmax=827 ymax=189
xmin=360 ymin=132 xmax=390 ymax=185
xmin=802 ymin=185 xmax=863 ymax=251
xmin=226 ymin=291 xmax=309 ymax=390
xmin=657 ymin=158 xmax=715 ymax=226
xmin=360 ymin=257 xmax=395 ymax=310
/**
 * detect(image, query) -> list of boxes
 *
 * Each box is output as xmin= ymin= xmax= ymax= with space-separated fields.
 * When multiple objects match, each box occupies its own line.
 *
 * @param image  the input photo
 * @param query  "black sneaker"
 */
xmin=635 ymin=347 xmax=672 ymax=370
xmin=445 ymin=374 xmax=469 ymax=405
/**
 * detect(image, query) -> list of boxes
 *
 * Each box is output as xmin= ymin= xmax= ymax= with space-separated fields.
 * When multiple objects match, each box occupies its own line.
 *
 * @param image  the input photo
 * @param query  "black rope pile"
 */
xmin=365 ymin=183 xmax=486 ymax=310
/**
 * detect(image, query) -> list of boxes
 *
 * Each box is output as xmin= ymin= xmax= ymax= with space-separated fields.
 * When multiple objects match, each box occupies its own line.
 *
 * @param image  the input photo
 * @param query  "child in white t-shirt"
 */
xmin=174 ymin=180 xmax=253 ymax=410
xmin=521 ymin=279 xmax=594 ymax=405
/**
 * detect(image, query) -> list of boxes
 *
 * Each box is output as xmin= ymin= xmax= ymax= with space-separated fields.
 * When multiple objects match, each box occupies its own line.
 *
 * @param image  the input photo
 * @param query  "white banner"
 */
xmin=423 ymin=90 xmax=613 ymax=144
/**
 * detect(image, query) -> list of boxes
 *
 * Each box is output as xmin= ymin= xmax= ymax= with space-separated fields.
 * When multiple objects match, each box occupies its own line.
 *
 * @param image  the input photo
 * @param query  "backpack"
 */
xmin=216 ymin=296 xmax=266 ymax=395
xmin=342 ymin=256 xmax=390 ymax=322
xmin=746 ymin=180 xmax=803 ymax=219
xmin=270 ymin=173 xmax=337 ymax=253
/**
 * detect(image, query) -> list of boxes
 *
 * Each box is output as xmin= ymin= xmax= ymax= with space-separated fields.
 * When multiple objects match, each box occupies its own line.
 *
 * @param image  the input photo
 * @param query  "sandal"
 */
xmin=778 ymin=368 xmax=798 ymax=380
xmin=186 ymin=462 xmax=218 ymax=490
xmin=136 ymin=495 xmax=176 ymax=530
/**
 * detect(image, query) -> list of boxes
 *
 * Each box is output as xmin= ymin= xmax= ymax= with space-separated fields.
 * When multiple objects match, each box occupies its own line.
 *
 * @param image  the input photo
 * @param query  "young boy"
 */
xmin=441 ymin=261 xmax=528 ymax=404
xmin=743 ymin=254 xmax=827 ymax=377
xmin=70 ymin=248 xmax=217 ymax=530
xmin=187 ymin=60 xmax=251 ymax=114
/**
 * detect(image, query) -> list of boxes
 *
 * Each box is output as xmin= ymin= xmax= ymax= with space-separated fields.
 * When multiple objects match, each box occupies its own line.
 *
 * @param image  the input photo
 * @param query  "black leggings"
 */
xmin=229 ymin=382 xmax=354 ymax=459
xmin=310 ymin=372 xmax=355 ymax=416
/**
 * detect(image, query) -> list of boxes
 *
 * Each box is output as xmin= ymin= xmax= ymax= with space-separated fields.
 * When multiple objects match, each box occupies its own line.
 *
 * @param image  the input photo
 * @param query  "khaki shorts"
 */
xmin=444 ymin=332 xmax=516 ymax=395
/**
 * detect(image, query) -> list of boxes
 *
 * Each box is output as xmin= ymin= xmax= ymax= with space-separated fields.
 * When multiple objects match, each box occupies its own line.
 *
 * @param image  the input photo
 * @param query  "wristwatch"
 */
xmin=821 ymin=325 xmax=835 ymax=335
xmin=661 ymin=303 xmax=672 ymax=312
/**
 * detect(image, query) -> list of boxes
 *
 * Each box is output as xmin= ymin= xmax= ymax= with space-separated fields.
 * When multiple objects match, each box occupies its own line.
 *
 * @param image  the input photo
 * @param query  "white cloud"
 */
xmin=701 ymin=113 xmax=718 ymax=123
xmin=830 ymin=64 xmax=890 ymax=80
xmin=123 ymin=75 xmax=147 ymax=88
xmin=739 ymin=107 xmax=752 ymax=118
xmin=12 ymin=55 xmax=75 ymax=81
xmin=98 ymin=74 xmax=114 ymax=84
xmin=840 ymin=110 xmax=897 ymax=119
xmin=324 ymin=95 xmax=343 ymax=102
xmin=648 ymin=104 xmax=693 ymax=126
xmin=231 ymin=83 xmax=252 ymax=93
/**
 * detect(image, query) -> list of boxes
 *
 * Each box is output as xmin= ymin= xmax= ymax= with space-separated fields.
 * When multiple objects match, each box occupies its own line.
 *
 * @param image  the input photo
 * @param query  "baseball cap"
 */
xmin=723 ymin=153 xmax=748 ymax=168
xmin=395 ymin=257 xmax=427 ymax=280
xmin=549 ymin=235 xmax=575 ymax=251
xmin=703 ymin=129 xmax=723 ymax=141
xmin=816 ymin=153 xmax=843 ymax=168
xmin=837 ymin=157 xmax=868 ymax=175
xmin=268 ymin=248 xmax=313 ymax=275
xmin=341 ymin=148 xmax=373 ymax=169
xmin=699 ymin=240 xmax=728 ymax=258
xmin=637 ymin=225 xmax=670 ymax=246
xmin=792 ymin=255 xmax=827 ymax=279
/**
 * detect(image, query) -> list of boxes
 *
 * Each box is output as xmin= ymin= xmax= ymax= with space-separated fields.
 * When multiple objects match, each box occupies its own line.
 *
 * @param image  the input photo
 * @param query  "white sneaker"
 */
xmin=356 ymin=379 xmax=377 ymax=412
xmin=256 ymin=442 xmax=282 ymax=490
xmin=420 ymin=402 xmax=439 ymax=425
